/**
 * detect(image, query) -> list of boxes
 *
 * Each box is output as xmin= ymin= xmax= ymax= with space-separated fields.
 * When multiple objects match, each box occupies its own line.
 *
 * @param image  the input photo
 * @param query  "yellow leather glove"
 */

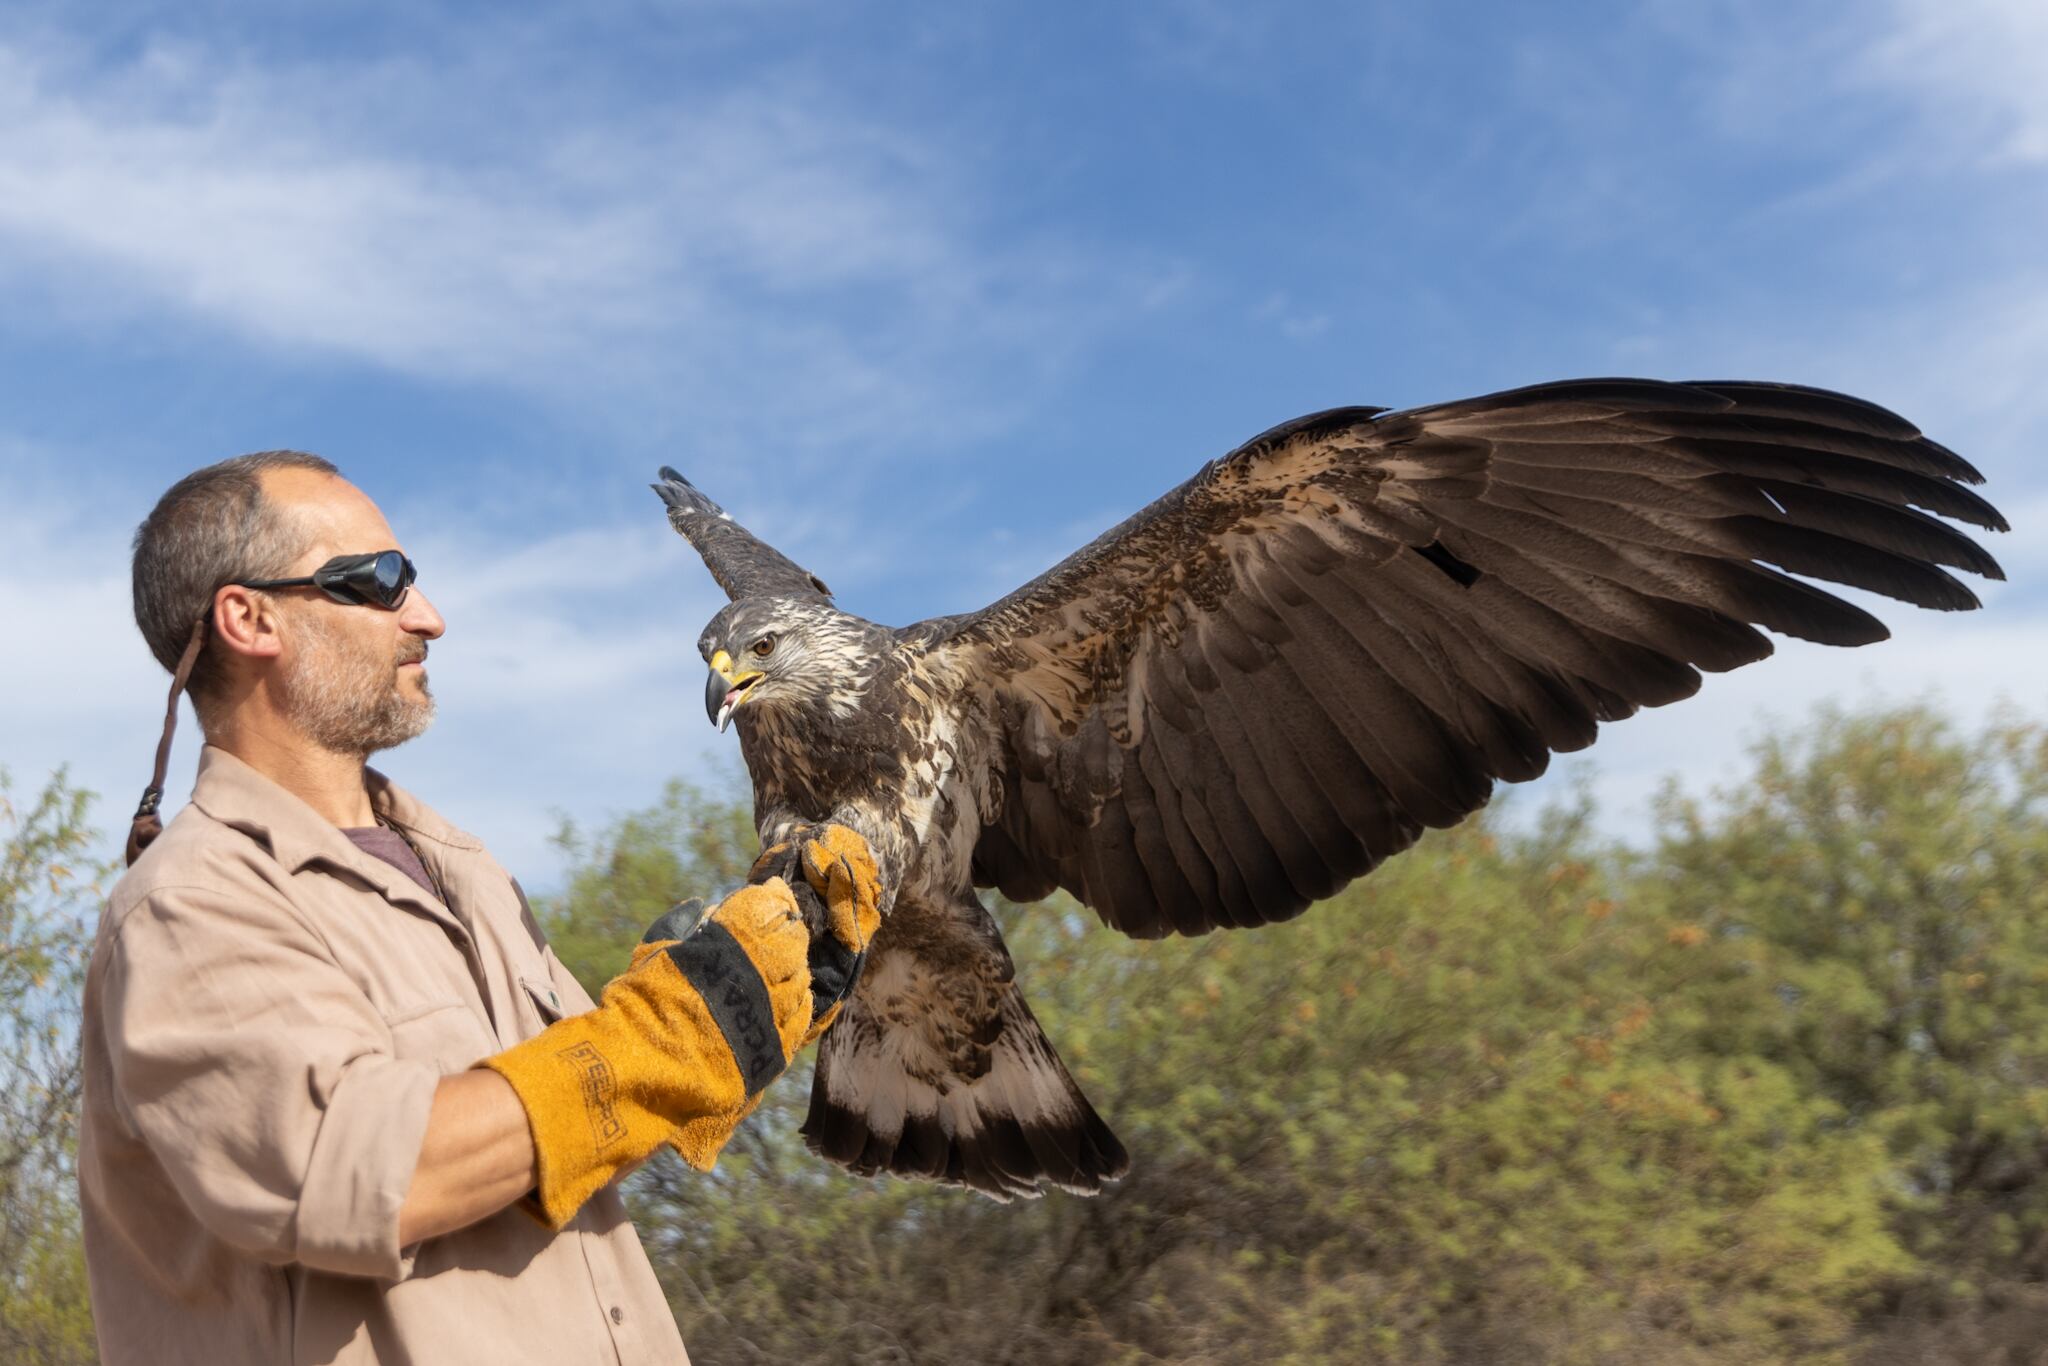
xmin=480 ymin=879 xmax=811 ymax=1227
xmin=751 ymin=823 xmax=884 ymax=1039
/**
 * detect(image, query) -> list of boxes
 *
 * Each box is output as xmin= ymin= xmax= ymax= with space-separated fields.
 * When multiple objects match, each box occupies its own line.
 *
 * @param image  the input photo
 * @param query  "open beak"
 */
xmin=705 ymin=651 xmax=764 ymax=732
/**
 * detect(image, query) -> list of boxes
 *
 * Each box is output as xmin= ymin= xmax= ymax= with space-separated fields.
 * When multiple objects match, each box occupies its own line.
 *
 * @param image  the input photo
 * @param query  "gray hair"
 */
xmin=131 ymin=451 xmax=340 ymax=700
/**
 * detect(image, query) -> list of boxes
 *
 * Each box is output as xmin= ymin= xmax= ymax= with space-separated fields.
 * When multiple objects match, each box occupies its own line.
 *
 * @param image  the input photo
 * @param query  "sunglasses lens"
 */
xmin=363 ymin=551 xmax=415 ymax=607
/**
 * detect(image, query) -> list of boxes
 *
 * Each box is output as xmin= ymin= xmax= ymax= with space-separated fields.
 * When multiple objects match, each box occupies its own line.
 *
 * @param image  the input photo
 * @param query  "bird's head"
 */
xmin=699 ymin=597 xmax=882 ymax=733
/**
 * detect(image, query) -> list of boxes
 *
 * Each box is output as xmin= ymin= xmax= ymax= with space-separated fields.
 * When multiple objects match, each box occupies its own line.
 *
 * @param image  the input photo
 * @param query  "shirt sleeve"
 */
xmin=100 ymin=880 xmax=443 ymax=1280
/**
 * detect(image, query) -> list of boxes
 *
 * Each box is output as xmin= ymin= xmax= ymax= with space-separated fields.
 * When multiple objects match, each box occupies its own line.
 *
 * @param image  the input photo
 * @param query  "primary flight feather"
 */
xmin=653 ymin=376 xmax=2006 ymax=1200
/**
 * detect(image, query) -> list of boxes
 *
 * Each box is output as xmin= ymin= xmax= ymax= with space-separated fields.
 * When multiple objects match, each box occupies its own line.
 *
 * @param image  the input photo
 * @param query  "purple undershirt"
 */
xmin=342 ymin=826 xmax=439 ymax=899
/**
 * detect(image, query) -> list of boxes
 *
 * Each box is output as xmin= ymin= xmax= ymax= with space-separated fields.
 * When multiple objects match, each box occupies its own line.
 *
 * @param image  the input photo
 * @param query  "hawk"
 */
xmin=652 ymin=377 xmax=2005 ymax=1200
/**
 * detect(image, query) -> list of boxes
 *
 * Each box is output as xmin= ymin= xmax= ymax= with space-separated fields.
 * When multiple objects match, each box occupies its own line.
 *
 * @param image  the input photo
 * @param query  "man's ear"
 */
xmin=210 ymin=585 xmax=286 ymax=662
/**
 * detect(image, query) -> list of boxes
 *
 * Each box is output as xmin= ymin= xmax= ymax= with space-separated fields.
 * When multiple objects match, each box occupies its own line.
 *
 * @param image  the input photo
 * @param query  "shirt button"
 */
xmin=610 ymin=1306 xmax=626 ymax=1325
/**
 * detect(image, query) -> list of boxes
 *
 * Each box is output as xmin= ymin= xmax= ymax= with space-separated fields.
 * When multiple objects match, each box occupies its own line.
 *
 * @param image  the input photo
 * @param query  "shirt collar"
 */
xmin=365 ymin=766 xmax=483 ymax=855
xmin=187 ymin=747 xmax=484 ymax=928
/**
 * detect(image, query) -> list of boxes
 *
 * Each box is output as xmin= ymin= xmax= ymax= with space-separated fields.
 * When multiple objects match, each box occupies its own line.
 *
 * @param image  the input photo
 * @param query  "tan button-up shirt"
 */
xmin=78 ymin=747 xmax=690 ymax=1365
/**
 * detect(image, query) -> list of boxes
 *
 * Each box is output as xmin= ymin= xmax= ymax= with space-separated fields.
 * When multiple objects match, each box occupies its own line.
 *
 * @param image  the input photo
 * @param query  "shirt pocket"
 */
xmin=541 ymin=944 xmax=599 ymax=1016
xmin=516 ymin=974 xmax=568 ymax=1037
xmin=386 ymin=1000 xmax=498 ymax=1075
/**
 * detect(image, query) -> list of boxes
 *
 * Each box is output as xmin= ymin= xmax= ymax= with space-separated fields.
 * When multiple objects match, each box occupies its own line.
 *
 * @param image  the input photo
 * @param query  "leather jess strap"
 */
xmin=126 ymin=615 xmax=209 ymax=867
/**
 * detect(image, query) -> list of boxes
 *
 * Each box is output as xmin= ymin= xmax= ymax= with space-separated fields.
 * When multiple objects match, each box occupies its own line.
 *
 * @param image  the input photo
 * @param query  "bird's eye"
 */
xmin=750 ymin=635 xmax=776 ymax=658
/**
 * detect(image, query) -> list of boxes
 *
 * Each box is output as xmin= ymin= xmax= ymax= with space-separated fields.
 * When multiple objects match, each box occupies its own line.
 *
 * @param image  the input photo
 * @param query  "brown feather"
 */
xmin=920 ymin=377 xmax=2003 ymax=938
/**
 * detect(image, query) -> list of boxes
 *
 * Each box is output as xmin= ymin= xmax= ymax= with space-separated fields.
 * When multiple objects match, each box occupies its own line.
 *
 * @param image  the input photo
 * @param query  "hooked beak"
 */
xmin=705 ymin=650 xmax=764 ymax=732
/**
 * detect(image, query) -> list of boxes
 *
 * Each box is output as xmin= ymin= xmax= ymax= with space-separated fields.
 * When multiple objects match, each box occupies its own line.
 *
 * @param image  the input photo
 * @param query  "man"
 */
xmin=77 ymin=452 xmax=879 ymax=1364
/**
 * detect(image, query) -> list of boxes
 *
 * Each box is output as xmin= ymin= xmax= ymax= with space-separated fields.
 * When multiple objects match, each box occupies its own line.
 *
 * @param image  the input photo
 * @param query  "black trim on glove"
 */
xmin=667 ymin=921 xmax=786 ymax=1097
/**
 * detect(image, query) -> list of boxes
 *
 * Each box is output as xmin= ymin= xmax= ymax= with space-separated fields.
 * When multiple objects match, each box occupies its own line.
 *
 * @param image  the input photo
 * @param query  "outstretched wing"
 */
xmin=923 ymin=378 xmax=2006 ymax=939
xmin=653 ymin=467 xmax=835 ymax=601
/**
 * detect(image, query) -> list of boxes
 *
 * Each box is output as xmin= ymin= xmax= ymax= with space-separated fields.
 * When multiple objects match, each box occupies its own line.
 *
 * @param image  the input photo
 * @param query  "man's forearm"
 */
xmin=397 ymin=1069 xmax=537 ymax=1246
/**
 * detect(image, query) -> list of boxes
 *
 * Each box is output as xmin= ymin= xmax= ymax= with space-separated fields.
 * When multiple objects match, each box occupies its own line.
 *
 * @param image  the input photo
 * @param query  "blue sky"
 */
xmin=3 ymin=0 xmax=2045 ymax=887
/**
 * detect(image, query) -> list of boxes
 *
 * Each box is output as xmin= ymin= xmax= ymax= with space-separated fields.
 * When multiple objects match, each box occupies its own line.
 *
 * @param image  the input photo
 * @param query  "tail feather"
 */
xmin=802 ymin=954 xmax=1128 ymax=1201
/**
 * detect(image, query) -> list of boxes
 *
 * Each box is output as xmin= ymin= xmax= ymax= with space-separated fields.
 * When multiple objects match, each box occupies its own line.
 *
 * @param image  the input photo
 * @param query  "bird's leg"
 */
xmin=748 ymin=838 xmax=829 ymax=936
xmin=826 ymin=804 xmax=906 ymax=918
xmin=753 ymin=804 xmax=905 ymax=921
xmin=748 ymin=813 xmax=825 ymax=936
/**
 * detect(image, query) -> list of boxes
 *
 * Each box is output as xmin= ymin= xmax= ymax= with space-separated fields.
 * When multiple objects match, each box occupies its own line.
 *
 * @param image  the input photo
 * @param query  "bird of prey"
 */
xmin=652 ymin=377 xmax=2005 ymax=1201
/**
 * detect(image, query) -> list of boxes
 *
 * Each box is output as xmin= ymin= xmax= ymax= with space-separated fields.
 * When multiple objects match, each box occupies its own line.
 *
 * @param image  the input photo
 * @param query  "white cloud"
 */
xmin=0 ymin=456 xmax=186 ymax=866
xmin=1651 ymin=0 xmax=2048 ymax=172
xmin=0 ymin=33 xmax=1139 ymax=455
xmin=1856 ymin=0 xmax=2048 ymax=166
xmin=0 ymin=38 xmax=921 ymax=368
xmin=1252 ymin=291 xmax=1333 ymax=342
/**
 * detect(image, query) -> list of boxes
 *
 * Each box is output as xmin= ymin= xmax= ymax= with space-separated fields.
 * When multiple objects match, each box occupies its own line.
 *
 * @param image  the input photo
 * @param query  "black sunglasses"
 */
xmin=236 ymin=550 xmax=418 ymax=609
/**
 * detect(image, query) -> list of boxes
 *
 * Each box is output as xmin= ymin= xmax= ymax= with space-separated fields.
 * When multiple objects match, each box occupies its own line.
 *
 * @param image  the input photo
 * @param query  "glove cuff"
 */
xmin=482 ymin=937 xmax=779 ymax=1227
xmin=482 ymin=1018 xmax=669 ymax=1228
xmin=662 ymin=922 xmax=788 ymax=1098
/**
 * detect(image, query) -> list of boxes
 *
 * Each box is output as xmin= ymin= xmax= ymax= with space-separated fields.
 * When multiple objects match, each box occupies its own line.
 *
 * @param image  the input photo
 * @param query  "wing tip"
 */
xmin=651 ymin=466 xmax=727 ymax=520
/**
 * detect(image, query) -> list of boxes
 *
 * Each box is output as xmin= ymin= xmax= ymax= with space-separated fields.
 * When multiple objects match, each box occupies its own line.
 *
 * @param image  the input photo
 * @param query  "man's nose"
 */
xmin=400 ymin=587 xmax=447 ymax=640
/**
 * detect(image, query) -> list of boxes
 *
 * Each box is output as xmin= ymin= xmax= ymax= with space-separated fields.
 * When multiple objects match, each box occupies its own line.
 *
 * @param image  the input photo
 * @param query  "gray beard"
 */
xmin=282 ymin=612 xmax=435 ymax=759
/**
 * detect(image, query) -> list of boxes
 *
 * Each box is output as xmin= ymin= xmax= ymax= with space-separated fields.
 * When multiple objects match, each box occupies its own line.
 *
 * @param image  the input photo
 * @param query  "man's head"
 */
xmin=132 ymin=453 xmax=445 ymax=759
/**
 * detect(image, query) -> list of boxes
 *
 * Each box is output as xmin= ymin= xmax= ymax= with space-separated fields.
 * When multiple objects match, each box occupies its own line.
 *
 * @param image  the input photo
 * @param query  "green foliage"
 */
xmin=535 ymin=706 xmax=2048 ymax=1364
xmin=12 ymin=702 xmax=2048 ymax=1362
xmin=1645 ymin=706 xmax=2048 ymax=1320
xmin=543 ymin=769 xmax=759 ymax=995
xmin=0 ymin=769 xmax=102 ymax=1365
